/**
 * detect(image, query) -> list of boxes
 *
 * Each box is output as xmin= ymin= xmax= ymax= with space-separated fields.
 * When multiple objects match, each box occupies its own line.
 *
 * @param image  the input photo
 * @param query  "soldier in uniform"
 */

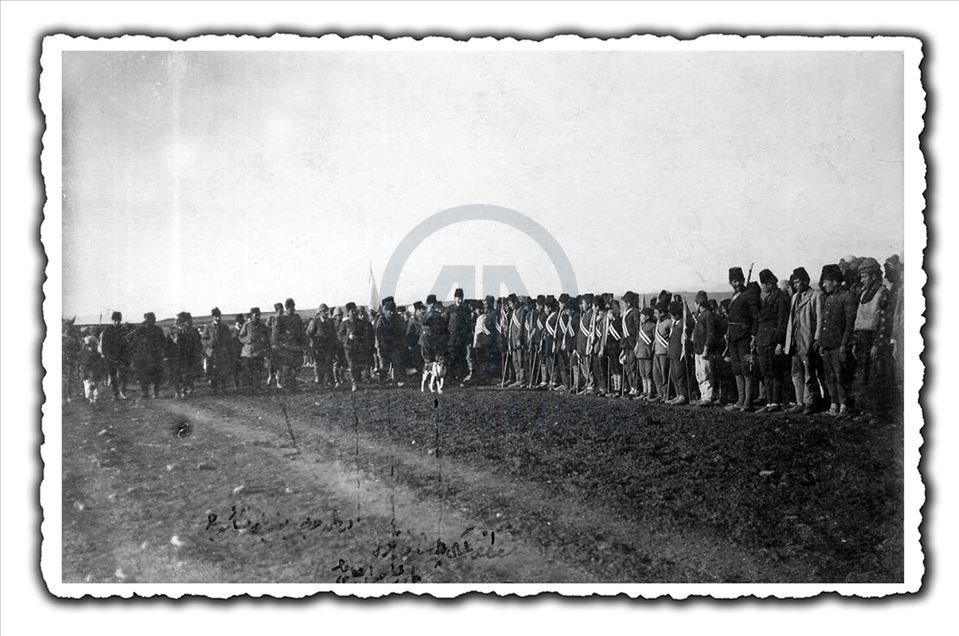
xmin=331 ymin=306 xmax=346 ymax=387
xmin=98 ymin=311 xmax=129 ymax=400
xmin=634 ymin=306 xmax=656 ymax=400
xmin=266 ymin=302 xmax=285 ymax=386
xmin=619 ymin=292 xmax=641 ymax=397
xmin=169 ymin=312 xmax=203 ymax=398
xmin=724 ymin=267 xmax=760 ymax=412
xmin=498 ymin=296 xmax=514 ymax=385
xmin=665 ymin=301 xmax=689 ymax=405
xmin=755 ymin=270 xmax=791 ymax=412
xmin=239 ymin=307 xmax=270 ymax=394
xmin=506 ymin=294 xmax=528 ymax=388
xmin=472 ymin=295 xmax=498 ymax=380
xmin=818 ymin=264 xmax=858 ymax=417
xmin=307 ymin=304 xmax=338 ymax=386
xmin=651 ymin=299 xmax=672 ymax=403
xmin=554 ymin=296 xmax=578 ymax=392
xmin=405 ymin=301 xmax=425 ymax=376
xmin=375 ymin=297 xmax=410 ymax=385
xmin=204 ymin=308 xmax=234 ymax=395
xmin=574 ymin=293 xmax=594 ymax=394
xmin=272 ymin=298 xmax=306 ymax=392
xmin=131 ymin=312 xmax=167 ymax=399
xmin=605 ymin=299 xmax=625 ymax=397
xmin=784 ymin=267 xmax=824 ymax=414
xmin=691 ymin=291 xmax=717 ymax=406
xmin=525 ymin=295 xmax=546 ymax=388
xmin=337 ymin=302 xmax=365 ymax=392
xmin=419 ymin=294 xmax=449 ymax=374
xmin=852 ymin=257 xmax=893 ymax=414
xmin=540 ymin=296 xmax=560 ymax=390
xmin=447 ymin=288 xmax=473 ymax=383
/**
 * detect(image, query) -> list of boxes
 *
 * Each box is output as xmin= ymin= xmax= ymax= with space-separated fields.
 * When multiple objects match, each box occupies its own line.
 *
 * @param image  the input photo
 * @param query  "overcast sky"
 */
xmin=62 ymin=49 xmax=904 ymax=320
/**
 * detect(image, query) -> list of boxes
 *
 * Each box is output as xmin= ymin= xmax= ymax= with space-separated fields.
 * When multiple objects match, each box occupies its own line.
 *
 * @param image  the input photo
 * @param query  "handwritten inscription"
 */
xmin=203 ymin=505 xmax=360 ymax=542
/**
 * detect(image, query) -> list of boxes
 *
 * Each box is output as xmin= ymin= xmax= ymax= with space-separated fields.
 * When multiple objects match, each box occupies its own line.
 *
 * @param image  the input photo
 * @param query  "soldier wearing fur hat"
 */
xmin=98 ymin=311 xmax=129 ymax=399
xmin=239 ymin=307 xmax=270 ymax=394
xmin=167 ymin=311 xmax=203 ymax=398
xmin=724 ymin=266 xmax=760 ymax=412
xmin=574 ymin=293 xmax=594 ymax=393
xmin=635 ymin=306 xmax=657 ymax=400
xmin=586 ymin=295 xmax=610 ymax=396
xmin=818 ymin=264 xmax=858 ymax=417
xmin=691 ymin=291 xmax=718 ymax=406
xmin=649 ymin=299 xmax=672 ymax=402
xmin=506 ymin=294 xmax=528 ymax=387
xmin=553 ymin=297 xmax=578 ymax=392
xmin=619 ymin=292 xmax=641 ymax=397
xmin=784 ymin=267 xmax=825 ymax=414
xmin=204 ymin=307 xmax=234 ymax=394
xmin=376 ymin=297 xmax=412 ymax=385
xmin=405 ymin=301 xmax=426 ymax=375
xmin=852 ymin=257 xmax=894 ymax=414
xmin=540 ymin=296 xmax=561 ymax=389
xmin=754 ymin=269 xmax=791 ymax=412
xmin=307 ymin=304 xmax=337 ymax=386
xmin=447 ymin=288 xmax=473 ymax=383
xmin=526 ymin=295 xmax=547 ymax=388
xmin=231 ymin=313 xmax=246 ymax=389
xmin=419 ymin=294 xmax=450 ymax=370
xmin=472 ymin=295 xmax=498 ymax=380
xmin=337 ymin=302 xmax=365 ymax=392
xmin=131 ymin=312 xmax=166 ymax=398
xmin=271 ymin=298 xmax=306 ymax=392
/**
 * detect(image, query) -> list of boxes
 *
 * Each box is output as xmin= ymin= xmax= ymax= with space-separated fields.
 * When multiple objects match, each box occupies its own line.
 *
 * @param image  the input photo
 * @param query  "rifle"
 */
xmin=746 ymin=262 xmax=755 ymax=285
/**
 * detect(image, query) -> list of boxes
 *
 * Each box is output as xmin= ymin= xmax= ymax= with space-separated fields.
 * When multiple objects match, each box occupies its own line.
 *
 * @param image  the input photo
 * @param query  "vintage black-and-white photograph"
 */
xmin=41 ymin=34 xmax=924 ymax=597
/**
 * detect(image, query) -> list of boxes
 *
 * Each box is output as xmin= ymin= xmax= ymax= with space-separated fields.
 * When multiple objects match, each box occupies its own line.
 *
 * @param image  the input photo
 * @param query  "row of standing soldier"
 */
xmin=63 ymin=254 xmax=903 ymax=418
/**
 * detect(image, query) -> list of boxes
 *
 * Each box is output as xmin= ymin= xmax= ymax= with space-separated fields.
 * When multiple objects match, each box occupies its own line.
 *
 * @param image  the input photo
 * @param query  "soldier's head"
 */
xmin=250 ymin=307 xmax=262 ymax=322
xmin=454 ymin=288 xmax=464 ymax=306
xmin=759 ymin=269 xmax=778 ymax=294
xmin=234 ymin=313 xmax=246 ymax=326
xmin=791 ymin=267 xmax=811 ymax=293
xmin=144 ymin=312 xmax=156 ymax=326
xmin=695 ymin=290 xmax=709 ymax=310
xmin=507 ymin=293 xmax=518 ymax=309
xmin=317 ymin=303 xmax=329 ymax=320
xmin=728 ymin=267 xmax=746 ymax=293
xmin=426 ymin=294 xmax=438 ymax=310
xmin=609 ymin=299 xmax=621 ymax=316
xmin=111 ymin=311 xmax=122 ymax=326
xmin=669 ymin=301 xmax=683 ymax=320
xmin=285 ymin=298 xmax=296 ymax=312
xmin=346 ymin=302 xmax=357 ymax=319
xmin=211 ymin=307 xmax=222 ymax=323
xmin=581 ymin=293 xmax=593 ymax=311
xmin=858 ymin=257 xmax=882 ymax=288
xmin=884 ymin=254 xmax=902 ymax=286
xmin=176 ymin=311 xmax=189 ymax=328
xmin=820 ymin=265 xmax=843 ymax=294
xmin=640 ymin=307 xmax=654 ymax=321
xmin=839 ymin=255 xmax=857 ymax=273
xmin=536 ymin=294 xmax=546 ymax=310
xmin=273 ymin=302 xmax=284 ymax=315
xmin=413 ymin=301 xmax=425 ymax=316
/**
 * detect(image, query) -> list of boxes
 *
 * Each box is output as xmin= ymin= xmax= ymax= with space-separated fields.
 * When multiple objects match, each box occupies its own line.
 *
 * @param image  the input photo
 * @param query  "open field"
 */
xmin=61 ymin=380 xmax=904 ymax=584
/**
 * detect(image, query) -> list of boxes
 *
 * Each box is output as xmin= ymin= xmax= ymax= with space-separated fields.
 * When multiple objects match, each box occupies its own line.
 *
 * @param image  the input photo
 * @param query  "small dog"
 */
xmin=421 ymin=355 xmax=448 ymax=394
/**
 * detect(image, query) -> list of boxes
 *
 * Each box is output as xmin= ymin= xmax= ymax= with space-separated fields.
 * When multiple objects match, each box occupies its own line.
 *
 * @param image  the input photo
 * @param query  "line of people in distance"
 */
xmin=63 ymin=253 xmax=903 ymax=419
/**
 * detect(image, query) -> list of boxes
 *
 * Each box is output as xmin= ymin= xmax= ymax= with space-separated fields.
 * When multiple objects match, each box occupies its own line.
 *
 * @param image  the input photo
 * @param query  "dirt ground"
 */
xmin=60 ymin=377 xmax=904 ymax=585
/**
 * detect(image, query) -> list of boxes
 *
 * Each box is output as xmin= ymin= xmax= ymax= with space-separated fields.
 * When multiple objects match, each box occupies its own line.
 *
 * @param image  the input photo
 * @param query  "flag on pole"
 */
xmin=368 ymin=263 xmax=380 ymax=310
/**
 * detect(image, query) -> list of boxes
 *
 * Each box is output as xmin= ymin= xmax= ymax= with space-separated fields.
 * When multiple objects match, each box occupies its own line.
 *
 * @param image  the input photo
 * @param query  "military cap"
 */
xmin=285 ymin=298 xmax=296 ymax=308
xmin=397 ymin=305 xmax=407 ymax=313
xmin=885 ymin=254 xmax=902 ymax=268
xmin=381 ymin=296 xmax=395 ymax=308
xmin=176 ymin=311 xmax=189 ymax=322
xmin=345 ymin=301 xmax=357 ymax=312
xmin=484 ymin=295 xmax=495 ymax=305
xmin=668 ymin=301 xmax=683 ymax=317
xmin=609 ymin=299 xmax=621 ymax=310
xmin=317 ymin=303 xmax=329 ymax=313
xmin=234 ymin=313 xmax=246 ymax=323
xmin=111 ymin=311 xmax=122 ymax=322
xmin=656 ymin=298 xmax=670 ymax=314
xmin=426 ymin=294 xmax=438 ymax=305
xmin=820 ymin=264 xmax=843 ymax=283
xmin=211 ymin=307 xmax=221 ymax=317
xmin=453 ymin=288 xmax=464 ymax=300
xmin=413 ymin=301 xmax=424 ymax=310
xmin=143 ymin=312 xmax=156 ymax=322
xmin=536 ymin=294 xmax=546 ymax=304
xmin=640 ymin=307 xmax=654 ymax=318
xmin=592 ymin=295 xmax=606 ymax=310
xmin=791 ymin=267 xmax=811 ymax=284
xmin=728 ymin=267 xmax=745 ymax=283
xmin=582 ymin=293 xmax=594 ymax=303
xmin=759 ymin=269 xmax=777 ymax=285
xmin=858 ymin=257 xmax=882 ymax=274
xmin=559 ymin=293 xmax=570 ymax=304
xmin=695 ymin=290 xmax=709 ymax=304
xmin=250 ymin=307 xmax=261 ymax=315
xmin=333 ymin=306 xmax=343 ymax=316
xmin=273 ymin=302 xmax=284 ymax=311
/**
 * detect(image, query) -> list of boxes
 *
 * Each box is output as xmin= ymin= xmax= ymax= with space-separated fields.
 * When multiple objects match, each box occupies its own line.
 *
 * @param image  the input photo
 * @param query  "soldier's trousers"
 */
xmin=276 ymin=350 xmax=301 ymax=391
xmin=576 ymin=351 xmax=593 ymax=389
xmin=208 ymin=350 xmax=234 ymax=393
xmin=791 ymin=347 xmax=824 ymax=406
xmin=555 ymin=350 xmax=570 ymax=388
xmin=242 ymin=356 xmax=265 ymax=392
xmin=136 ymin=362 xmax=164 ymax=397
xmin=510 ymin=349 xmax=526 ymax=383
xmin=344 ymin=348 xmax=363 ymax=384
xmin=622 ymin=350 xmax=638 ymax=392
xmin=757 ymin=345 xmax=784 ymax=405
xmin=695 ymin=353 xmax=715 ymax=400
xmin=653 ymin=354 xmax=670 ymax=399
xmin=821 ymin=347 xmax=852 ymax=407
xmin=312 ymin=347 xmax=333 ymax=385
xmin=104 ymin=360 xmax=127 ymax=396
xmin=853 ymin=330 xmax=893 ymax=413
xmin=668 ymin=356 xmax=688 ymax=400
xmin=591 ymin=355 xmax=609 ymax=393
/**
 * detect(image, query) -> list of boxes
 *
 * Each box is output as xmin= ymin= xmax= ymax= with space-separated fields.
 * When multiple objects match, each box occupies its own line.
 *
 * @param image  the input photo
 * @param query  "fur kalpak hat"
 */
xmin=345 ymin=301 xmax=357 ymax=312
xmin=426 ymin=294 xmax=438 ymax=305
xmin=791 ymin=267 xmax=811 ymax=284
xmin=111 ymin=311 xmax=122 ymax=322
xmin=695 ymin=290 xmax=709 ymax=304
xmin=759 ymin=269 xmax=778 ymax=285
xmin=728 ymin=267 xmax=745 ymax=283
xmin=250 ymin=307 xmax=261 ymax=315
xmin=820 ymin=264 xmax=843 ymax=283
xmin=454 ymin=288 xmax=464 ymax=299
xmin=210 ymin=307 xmax=221 ymax=317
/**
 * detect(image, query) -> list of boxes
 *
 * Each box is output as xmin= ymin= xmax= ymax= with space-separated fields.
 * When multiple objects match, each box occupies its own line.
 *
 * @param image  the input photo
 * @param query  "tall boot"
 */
xmin=743 ymin=376 xmax=755 ymax=411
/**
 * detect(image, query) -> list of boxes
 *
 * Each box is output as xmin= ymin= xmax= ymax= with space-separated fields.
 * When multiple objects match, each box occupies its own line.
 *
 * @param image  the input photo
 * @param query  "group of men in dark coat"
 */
xmin=62 ymin=253 xmax=903 ymax=418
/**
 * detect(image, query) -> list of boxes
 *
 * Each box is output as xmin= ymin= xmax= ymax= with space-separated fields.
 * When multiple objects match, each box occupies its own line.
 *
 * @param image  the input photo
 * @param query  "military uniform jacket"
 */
xmin=556 ymin=309 xmax=578 ymax=352
xmin=784 ymin=289 xmax=824 ymax=356
xmin=405 ymin=316 xmax=423 ymax=350
xmin=635 ymin=318 xmax=656 ymax=360
xmin=99 ymin=325 xmax=126 ymax=364
xmin=542 ymin=310 xmax=559 ymax=354
xmin=204 ymin=322 xmax=233 ymax=358
xmin=606 ymin=314 xmax=624 ymax=357
xmin=654 ymin=317 xmax=672 ymax=356
xmin=726 ymin=289 xmax=759 ymax=344
xmin=171 ymin=326 xmax=203 ymax=368
xmin=667 ymin=316 xmax=686 ymax=361
xmin=525 ymin=308 xmax=545 ymax=352
xmin=337 ymin=317 xmax=366 ymax=352
xmin=375 ymin=313 xmax=405 ymax=350
xmin=447 ymin=304 xmax=473 ymax=348
xmin=419 ymin=309 xmax=449 ymax=352
xmin=820 ymin=288 xmax=858 ymax=350
xmin=691 ymin=308 xmax=716 ymax=356
xmin=508 ymin=306 xmax=527 ymax=351
xmin=307 ymin=316 xmax=338 ymax=351
xmin=755 ymin=288 xmax=790 ymax=348
xmin=272 ymin=312 xmax=306 ymax=352
xmin=131 ymin=324 xmax=167 ymax=369
xmin=621 ymin=307 xmax=640 ymax=350
xmin=239 ymin=320 xmax=271 ymax=358
xmin=575 ymin=308 xmax=593 ymax=356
